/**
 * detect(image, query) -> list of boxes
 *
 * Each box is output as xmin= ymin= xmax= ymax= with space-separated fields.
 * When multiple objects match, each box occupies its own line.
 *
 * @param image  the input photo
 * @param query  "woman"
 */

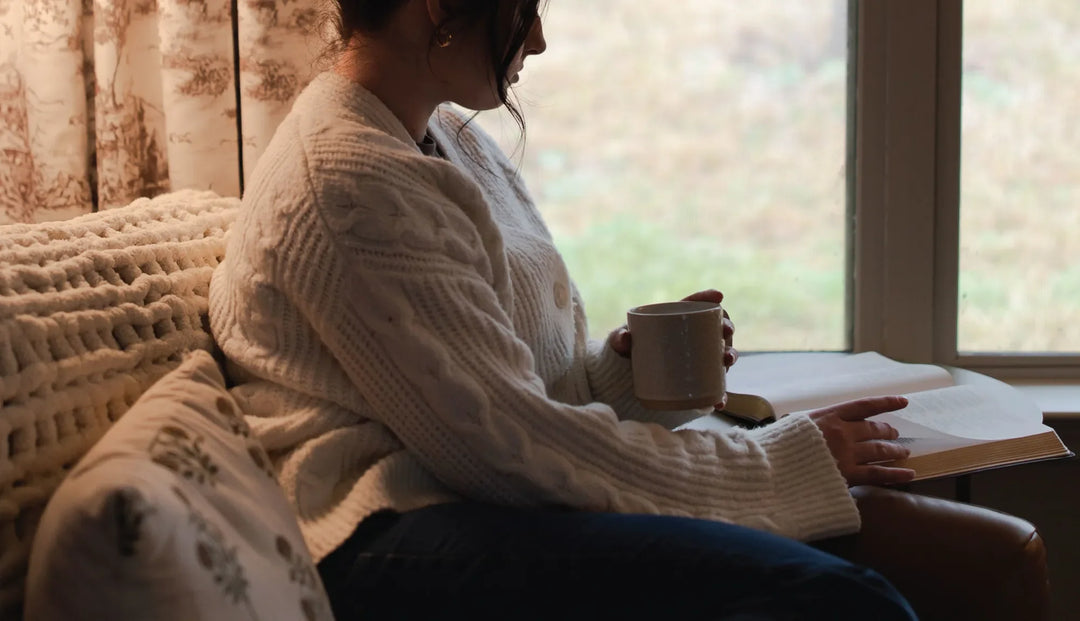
xmin=209 ymin=0 xmax=918 ymax=618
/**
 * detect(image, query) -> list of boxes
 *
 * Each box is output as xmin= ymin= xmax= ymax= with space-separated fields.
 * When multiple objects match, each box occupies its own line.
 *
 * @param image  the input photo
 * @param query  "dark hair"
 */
xmin=327 ymin=0 xmax=542 ymax=137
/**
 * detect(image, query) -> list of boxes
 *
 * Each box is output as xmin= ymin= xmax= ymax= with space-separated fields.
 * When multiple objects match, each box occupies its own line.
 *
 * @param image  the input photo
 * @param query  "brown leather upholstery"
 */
xmin=815 ymin=486 xmax=1050 ymax=621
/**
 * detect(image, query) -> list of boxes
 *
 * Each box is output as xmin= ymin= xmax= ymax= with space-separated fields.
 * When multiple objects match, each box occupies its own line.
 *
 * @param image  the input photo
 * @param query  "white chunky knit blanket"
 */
xmin=0 ymin=190 xmax=239 ymax=617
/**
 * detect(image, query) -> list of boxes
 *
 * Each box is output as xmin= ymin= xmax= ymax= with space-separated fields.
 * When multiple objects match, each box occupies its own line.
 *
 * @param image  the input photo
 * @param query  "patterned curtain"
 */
xmin=0 ymin=0 xmax=322 ymax=224
xmin=235 ymin=0 xmax=321 ymax=187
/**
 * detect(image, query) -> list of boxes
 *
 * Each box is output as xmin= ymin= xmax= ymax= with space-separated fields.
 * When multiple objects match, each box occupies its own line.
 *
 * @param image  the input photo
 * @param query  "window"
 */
xmin=958 ymin=0 xmax=1080 ymax=354
xmin=854 ymin=0 xmax=1080 ymax=379
xmin=480 ymin=0 xmax=1080 ymax=379
xmin=477 ymin=1 xmax=851 ymax=352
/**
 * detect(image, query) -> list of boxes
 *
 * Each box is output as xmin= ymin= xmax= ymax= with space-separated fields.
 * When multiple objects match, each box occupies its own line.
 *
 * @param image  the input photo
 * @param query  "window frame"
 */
xmin=850 ymin=0 xmax=1080 ymax=380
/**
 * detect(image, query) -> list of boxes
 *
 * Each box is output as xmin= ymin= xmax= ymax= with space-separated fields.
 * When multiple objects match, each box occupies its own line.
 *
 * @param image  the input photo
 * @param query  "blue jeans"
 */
xmin=317 ymin=502 xmax=917 ymax=621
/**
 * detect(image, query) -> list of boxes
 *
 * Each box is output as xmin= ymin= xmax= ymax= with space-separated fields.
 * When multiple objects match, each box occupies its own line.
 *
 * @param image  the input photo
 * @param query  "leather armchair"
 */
xmin=815 ymin=485 xmax=1050 ymax=621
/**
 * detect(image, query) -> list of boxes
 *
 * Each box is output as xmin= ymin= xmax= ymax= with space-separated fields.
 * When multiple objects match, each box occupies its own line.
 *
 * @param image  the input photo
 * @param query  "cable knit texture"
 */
xmin=209 ymin=71 xmax=860 ymax=563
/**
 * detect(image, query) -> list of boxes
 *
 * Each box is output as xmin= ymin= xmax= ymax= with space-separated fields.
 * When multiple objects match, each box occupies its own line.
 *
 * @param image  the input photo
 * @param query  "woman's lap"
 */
xmin=317 ymin=502 xmax=916 ymax=621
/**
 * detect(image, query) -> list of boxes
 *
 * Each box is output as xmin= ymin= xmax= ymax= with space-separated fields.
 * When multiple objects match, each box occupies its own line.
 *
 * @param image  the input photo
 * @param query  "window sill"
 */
xmin=1011 ymin=382 xmax=1080 ymax=420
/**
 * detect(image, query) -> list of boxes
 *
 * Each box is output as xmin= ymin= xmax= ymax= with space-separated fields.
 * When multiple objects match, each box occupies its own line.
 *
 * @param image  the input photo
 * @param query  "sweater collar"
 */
xmin=306 ymin=71 xmax=424 ymax=152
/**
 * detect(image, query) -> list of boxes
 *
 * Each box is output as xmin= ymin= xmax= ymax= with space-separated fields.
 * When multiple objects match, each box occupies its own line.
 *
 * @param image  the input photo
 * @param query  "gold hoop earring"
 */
xmin=435 ymin=28 xmax=453 ymax=48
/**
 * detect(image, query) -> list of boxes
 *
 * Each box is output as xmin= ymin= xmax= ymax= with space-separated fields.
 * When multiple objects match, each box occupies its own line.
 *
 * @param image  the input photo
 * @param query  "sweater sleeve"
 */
xmin=291 ymin=162 xmax=858 ymax=544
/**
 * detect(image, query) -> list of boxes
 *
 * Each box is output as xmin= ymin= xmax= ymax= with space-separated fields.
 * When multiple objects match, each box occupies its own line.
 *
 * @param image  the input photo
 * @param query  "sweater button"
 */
xmin=553 ymin=281 xmax=569 ymax=309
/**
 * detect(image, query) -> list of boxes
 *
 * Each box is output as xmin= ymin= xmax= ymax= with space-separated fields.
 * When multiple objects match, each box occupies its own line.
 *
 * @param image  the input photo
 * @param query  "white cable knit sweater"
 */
xmin=209 ymin=71 xmax=860 ymax=562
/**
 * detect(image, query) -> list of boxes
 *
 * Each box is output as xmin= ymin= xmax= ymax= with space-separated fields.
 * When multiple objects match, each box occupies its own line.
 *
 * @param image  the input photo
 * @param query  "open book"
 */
xmin=681 ymin=352 xmax=1072 ymax=481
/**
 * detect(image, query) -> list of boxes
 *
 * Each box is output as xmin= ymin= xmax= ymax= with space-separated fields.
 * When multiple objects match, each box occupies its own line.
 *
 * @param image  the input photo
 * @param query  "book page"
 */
xmin=685 ymin=355 xmax=1067 ymax=478
xmin=866 ymin=415 xmax=980 ymax=459
xmin=828 ymin=378 xmax=1047 ymax=460
xmin=880 ymin=383 xmax=1046 ymax=440
xmin=727 ymin=352 xmax=954 ymax=415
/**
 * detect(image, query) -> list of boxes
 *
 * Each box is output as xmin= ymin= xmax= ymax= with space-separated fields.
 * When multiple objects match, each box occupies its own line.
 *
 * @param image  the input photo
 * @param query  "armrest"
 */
xmin=814 ymin=485 xmax=1050 ymax=621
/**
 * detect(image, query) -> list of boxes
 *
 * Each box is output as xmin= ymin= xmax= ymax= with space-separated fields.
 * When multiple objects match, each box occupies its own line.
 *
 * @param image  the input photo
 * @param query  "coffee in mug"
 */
xmin=626 ymin=300 xmax=727 ymax=410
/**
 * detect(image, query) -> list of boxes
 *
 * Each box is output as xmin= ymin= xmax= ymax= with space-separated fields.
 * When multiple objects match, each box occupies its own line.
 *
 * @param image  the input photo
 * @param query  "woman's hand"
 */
xmin=609 ymin=289 xmax=738 ymax=368
xmin=808 ymin=396 xmax=916 ymax=487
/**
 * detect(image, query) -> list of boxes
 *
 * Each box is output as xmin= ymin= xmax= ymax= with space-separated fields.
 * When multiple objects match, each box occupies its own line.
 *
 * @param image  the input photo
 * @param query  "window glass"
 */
xmin=476 ymin=1 xmax=850 ymax=350
xmin=959 ymin=0 xmax=1080 ymax=352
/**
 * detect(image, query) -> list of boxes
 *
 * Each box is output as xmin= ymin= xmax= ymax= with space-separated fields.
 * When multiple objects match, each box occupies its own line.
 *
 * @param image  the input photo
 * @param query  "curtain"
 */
xmin=0 ymin=0 xmax=322 ymax=224
xmin=235 ymin=0 xmax=321 ymax=189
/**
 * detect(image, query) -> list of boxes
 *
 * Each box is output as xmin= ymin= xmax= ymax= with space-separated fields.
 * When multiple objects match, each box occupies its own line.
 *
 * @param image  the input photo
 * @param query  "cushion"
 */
xmin=23 ymin=350 xmax=333 ymax=621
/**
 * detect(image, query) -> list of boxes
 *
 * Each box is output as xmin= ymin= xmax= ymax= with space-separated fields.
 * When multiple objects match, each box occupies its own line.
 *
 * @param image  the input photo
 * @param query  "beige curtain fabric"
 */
xmin=235 ymin=0 xmax=322 ymax=186
xmin=142 ymin=0 xmax=239 ymax=200
xmin=1 ymin=0 xmax=245 ymax=224
xmin=89 ymin=0 xmax=241 ymax=207
xmin=1 ymin=0 xmax=93 ymax=222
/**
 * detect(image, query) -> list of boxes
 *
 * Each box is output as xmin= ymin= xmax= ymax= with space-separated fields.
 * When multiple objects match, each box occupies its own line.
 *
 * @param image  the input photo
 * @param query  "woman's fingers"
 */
xmin=853 ymin=419 xmax=900 ymax=442
xmin=853 ymin=439 xmax=909 ymax=465
xmin=810 ymin=398 xmax=914 ymax=486
xmin=833 ymin=396 xmax=909 ymax=421
xmin=609 ymin=326 xmax=631 ymax=357
xmin=724 ymin=346 xmax=739 ymax=368
xmin=681 ymin=289 xmax=724 ymax=304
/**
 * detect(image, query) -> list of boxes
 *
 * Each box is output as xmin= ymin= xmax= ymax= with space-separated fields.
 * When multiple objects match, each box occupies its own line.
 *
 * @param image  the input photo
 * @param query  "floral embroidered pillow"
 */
xmin=24 ymin=350 xmax=333 ymax=621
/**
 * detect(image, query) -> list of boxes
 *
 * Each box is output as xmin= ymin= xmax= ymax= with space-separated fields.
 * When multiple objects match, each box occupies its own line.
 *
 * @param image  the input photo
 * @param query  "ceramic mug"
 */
xmin=626 ymin=300 xmax=727 ymax=410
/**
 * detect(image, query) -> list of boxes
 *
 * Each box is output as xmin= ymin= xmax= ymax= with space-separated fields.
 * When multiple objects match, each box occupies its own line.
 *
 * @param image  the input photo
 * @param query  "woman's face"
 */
xmin=432 ymin=4 xmax=547 ymax=111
